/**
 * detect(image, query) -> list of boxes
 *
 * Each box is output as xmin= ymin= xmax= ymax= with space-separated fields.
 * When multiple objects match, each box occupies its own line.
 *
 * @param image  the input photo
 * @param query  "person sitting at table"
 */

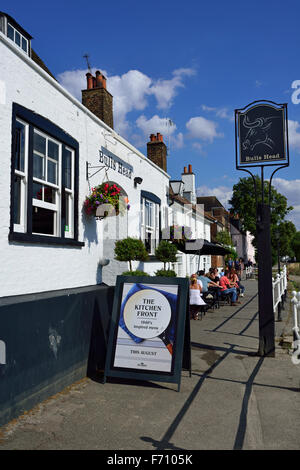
xmin=219 ymin=270 xmax=240 ymax=306
xmin=189 ymin=274 xmax=207 ymax=320
xmin=229 ymin=268 xmax=245 ymax=297
xmin=197 ymin=270 xmax=219 ymax=293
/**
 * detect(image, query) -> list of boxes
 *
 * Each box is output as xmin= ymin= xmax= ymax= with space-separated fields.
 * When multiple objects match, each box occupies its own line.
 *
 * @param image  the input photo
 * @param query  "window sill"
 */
xmin=9 ymin=231 xmax=85 ymax=247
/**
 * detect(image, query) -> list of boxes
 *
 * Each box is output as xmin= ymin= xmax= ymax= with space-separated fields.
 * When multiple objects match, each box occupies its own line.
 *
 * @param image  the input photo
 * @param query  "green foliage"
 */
xmin=229 ymin=176 xmax=294 ymax=263
xmin=271 ymin=220 xmax=297 ymax=265
xmin=229 ymin=176 xmax=293 ymax=242
xmin=215 ymin=229 xmax=234 ymax=247
xmin=122 ymin=270 xmax=150 ymax=276
xmin=155 ymin=269 xmax=177 ymax=277
xmin=155 ymin=240 xmax=178 ymax=269
xmin=291 ymin=232 xmax=300 ymax=261
xmin=115 ymin=237 xmax=148 ymax=271
xmin=224 ymin=247 xmax=238 ymax=263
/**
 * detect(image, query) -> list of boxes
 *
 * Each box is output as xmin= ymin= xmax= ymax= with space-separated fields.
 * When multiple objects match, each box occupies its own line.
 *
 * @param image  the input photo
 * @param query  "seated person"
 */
xmin=208 ymin=268 xmax=219 ymax=284
xmin=189 ymin=275 xmax=207 ymax=320
xmin=219 ymin=270 xmax=240 ymax=306
xmin=196 ymin=270 xmax=219 ymax=293
xmin=229 ymin=268 xmax=245 ymax=297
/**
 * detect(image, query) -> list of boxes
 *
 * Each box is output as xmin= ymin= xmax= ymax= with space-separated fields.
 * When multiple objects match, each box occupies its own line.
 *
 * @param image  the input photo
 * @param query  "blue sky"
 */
xmin=4 ymin=0 xmax=300 ymax=228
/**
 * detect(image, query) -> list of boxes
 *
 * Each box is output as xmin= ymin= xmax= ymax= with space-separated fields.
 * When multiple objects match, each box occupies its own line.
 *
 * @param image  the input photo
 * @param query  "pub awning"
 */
xmin=174 ymin=239 xmax=232 ymax=256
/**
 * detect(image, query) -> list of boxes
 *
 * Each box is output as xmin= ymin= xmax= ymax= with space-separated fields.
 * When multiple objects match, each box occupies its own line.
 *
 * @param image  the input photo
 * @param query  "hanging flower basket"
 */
xmin=84 ymin=183 xmax=130 ymax=219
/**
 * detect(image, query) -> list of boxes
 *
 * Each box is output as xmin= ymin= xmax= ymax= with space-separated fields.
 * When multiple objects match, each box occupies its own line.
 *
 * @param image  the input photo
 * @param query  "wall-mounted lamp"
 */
xmin=169 ymin=180 xmax=184 ymax=206
xmin=134 ymin=176 xmax=143 ymax=188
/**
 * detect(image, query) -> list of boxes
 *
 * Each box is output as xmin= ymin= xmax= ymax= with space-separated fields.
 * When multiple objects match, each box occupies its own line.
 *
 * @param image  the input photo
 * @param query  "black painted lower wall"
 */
xmin=0 ymin=284 xmax=114 ymax=427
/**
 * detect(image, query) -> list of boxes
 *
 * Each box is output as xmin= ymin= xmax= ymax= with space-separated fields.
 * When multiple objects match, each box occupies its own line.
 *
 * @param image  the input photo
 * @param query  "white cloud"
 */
xmin=201 ymin=104 xmax=234 ymax=122
xmin=136 ymin=115 xmax=184 ymax=150
xmin=186 ymin=116 xmax=224 ymax=142
xmin=196 ymin=185 xmax=233 ymax=209
xmin=136 ymin=115 xmax=177 ymax=136
xmin=288 ymin=120 xmax=300 ymax=151
xmin=57 ymin=68 xmax=93 ymax=101
xmin=57 ymin=67 xmax=196 ymax=137
xmin=192 ymin=142 xmax=204 ymax=154
xmin=272 ymin=177 xmax=300 ymax=229
xmin=174 ymin=132 xmax=184 ymax=149
xmin=151 ymin=68 xmax=196 ymax=110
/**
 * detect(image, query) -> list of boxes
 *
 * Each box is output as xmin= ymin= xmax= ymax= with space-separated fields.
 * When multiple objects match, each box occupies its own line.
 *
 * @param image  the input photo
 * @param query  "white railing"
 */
xmin=290 ymin=291 xmax=300 ymax=365
xmin=245 ymin=266 xmax=254 ymax=279
xmin=272 ymin=265 xmax=288 ymax=321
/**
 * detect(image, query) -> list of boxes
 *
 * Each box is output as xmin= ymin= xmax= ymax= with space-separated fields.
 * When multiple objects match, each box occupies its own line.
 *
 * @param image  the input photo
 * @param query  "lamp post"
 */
xmin=235 ymin=101 xmax=290 ymax=357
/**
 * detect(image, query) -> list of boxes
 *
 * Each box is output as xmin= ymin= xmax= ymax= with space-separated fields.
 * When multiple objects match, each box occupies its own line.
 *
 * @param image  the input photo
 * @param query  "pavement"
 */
xmin=0 ymin=278 xmax=300 ymax=451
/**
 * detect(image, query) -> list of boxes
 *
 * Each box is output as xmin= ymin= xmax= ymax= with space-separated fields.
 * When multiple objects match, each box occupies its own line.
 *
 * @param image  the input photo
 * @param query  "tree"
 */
xmin=229 ymin=176 xmax=294 ymax=262
xmin=114 ymin=237 xmax=148 ymax=272
xmin=215 ymin=229 xmax=237 ymax=263
xmin=215 ymin=229 xmax=233 ymax=247
xmin=271 ymin=220 xmax=297 ymax=264
xmin=155 ymin=240 xmax=178 ymax=270
xmin=291 ymin=231 xmax=300 ymax=261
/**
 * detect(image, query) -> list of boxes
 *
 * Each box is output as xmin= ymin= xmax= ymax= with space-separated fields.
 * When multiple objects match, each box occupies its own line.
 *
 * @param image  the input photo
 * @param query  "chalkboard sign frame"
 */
xmin=103 ymin=276 xmax=191 ymax=392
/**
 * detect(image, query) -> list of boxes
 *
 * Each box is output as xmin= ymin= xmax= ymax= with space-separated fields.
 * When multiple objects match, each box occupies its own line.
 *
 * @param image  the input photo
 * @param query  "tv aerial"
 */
xmin=83 ymin=53 xmax=92 ymax=73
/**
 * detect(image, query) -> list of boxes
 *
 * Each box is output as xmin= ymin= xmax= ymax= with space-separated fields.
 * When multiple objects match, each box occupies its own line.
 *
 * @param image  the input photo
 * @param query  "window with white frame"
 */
xmin=13 ymin=118 xmax=28 ymax=232
xmin=7 ymin=22 xmax=28 ymax=54
xmin=141 ymin=194 xmax=160 ymax=255
xmin=10 ymin=103 xmax=81 ymax=246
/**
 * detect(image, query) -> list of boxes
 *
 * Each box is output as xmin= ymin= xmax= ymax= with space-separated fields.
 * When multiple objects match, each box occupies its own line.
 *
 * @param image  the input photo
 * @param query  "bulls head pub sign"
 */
xmin=235 ymin=101 xmax=289 ymax=168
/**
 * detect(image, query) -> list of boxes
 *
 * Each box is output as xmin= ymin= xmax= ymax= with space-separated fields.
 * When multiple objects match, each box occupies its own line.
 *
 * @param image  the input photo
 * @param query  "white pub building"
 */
xmin=0 ymin=12 xmax=212 ymax=426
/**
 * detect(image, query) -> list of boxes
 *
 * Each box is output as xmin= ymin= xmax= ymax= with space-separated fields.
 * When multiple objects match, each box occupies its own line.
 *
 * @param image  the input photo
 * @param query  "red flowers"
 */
xmin=84 ymin=182 xmax=129 ymax=217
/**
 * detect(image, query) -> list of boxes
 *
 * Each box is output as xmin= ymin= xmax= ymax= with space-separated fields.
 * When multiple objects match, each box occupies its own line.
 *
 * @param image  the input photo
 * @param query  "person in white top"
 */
xmin=189 ymin=274 xmax=207 ymax=320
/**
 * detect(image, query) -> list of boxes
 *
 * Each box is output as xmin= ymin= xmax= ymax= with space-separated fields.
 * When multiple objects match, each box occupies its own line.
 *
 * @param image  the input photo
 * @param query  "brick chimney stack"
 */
xmin=82 ymin=70 xmax=113 ymax=129
xmin=181 ymin=164 xmax=196 ymax=204
xmin=147 ymin=133 xmax=167 ymax=172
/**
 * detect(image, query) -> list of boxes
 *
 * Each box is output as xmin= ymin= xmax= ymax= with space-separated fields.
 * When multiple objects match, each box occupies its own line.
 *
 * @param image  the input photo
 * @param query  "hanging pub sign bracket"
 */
xmin=86 ymin=162 xmax=106 ymax=180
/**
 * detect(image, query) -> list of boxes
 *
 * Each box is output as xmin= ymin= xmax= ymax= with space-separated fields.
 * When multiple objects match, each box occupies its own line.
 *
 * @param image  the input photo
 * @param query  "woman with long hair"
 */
xmin=189 ymin=274 xmax=207 ymax=320
xmin=229 ymin=268 xmax=245 ymax=297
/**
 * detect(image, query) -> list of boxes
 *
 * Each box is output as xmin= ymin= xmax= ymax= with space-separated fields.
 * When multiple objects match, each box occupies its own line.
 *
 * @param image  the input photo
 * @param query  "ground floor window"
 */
xmin=9 ymin=103 xmax=82 ymax=246
xmin=140 ymin=191 xmax=160 ymax=255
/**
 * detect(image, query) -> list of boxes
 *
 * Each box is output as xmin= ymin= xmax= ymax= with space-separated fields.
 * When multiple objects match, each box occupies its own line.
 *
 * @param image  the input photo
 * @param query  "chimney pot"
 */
xmin=188 ymin=164 xmax=192 ymax=173
xmin=150 ymin=134 xmax=156 ymax=141
xmin=86 ymin=73 xmax=94 ymax=90
xmin=184 ymin=166 xmax=187 ymax=173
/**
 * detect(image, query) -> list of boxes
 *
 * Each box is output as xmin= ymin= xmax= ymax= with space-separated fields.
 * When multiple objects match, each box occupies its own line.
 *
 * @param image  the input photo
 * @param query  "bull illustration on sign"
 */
xmin=242 ymin=115 xmax=279 ymax=152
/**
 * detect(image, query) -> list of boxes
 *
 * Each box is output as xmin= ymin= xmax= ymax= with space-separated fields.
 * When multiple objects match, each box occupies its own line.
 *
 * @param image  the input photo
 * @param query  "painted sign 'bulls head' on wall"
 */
xmin=237 ymin=102 xmax=287 ymax=165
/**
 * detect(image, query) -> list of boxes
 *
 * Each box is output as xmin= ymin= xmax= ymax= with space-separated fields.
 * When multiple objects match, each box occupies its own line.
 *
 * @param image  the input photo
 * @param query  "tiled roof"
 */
xmin=31 ymin=49 xmax=56 ymax=80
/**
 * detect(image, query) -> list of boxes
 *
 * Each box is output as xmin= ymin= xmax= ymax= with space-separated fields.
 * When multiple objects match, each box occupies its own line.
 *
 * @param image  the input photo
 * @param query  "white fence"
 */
xmin=291 ymin=291 xmax=300 ymax=365
xmin=272 ymin=265 xmax=288 ymax=320
xmin=245 ymin=266 xmax=254 ymax=279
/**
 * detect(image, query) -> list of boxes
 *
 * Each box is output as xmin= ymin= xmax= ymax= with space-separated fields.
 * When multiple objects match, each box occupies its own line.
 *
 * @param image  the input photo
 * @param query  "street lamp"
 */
xmin=169 ymin=180 xmax=184 ymax=206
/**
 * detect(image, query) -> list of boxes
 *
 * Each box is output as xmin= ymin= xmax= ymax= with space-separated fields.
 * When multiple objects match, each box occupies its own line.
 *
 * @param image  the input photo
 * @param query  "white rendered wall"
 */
xmin=0 ymin=35 xmax=169 ymax=296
